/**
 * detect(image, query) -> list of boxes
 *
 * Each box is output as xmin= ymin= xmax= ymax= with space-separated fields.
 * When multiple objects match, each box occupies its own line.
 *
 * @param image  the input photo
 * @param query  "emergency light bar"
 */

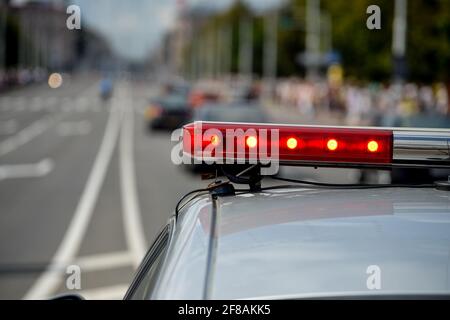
xmin=182 ymin=121 xmax=450 ymax=169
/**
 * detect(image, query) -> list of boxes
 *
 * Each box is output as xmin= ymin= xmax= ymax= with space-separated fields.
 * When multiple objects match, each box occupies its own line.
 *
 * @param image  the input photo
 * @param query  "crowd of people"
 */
xmin=274 ymin=78 xmax=450 ymax=128
xmin=0 ymin=68 xmax=48 ymax=92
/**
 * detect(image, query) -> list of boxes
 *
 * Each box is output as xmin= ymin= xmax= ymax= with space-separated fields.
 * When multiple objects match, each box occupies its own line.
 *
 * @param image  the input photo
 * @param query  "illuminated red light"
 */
xmin=210 ymin=134 xmax=220 ymax=146
xmin=286 ymin=137 xmax=298 ymax=150
xmin=246 ymin=136 xmax=258 ymax=148
xmin=183 ymin=122 xmax=393 ymax=165
xmin=367 ymin=140 xmax=379 ymax=152
xmin=327 ymin=139 xmax=338 ymax=151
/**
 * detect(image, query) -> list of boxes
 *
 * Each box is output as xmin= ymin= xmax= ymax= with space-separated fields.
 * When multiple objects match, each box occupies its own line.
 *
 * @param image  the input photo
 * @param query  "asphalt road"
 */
xmin=0 ymin=75 xmax=362 ymax=300
xmin=0 ymin=75 xmax=206 ymax=299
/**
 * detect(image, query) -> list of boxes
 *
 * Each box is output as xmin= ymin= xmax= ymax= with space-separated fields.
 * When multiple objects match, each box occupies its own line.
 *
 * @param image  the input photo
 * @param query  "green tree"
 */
xmin=406 ymin=0 xmax=450 ymax=82
xmin=185 ymin=0 xmax=450 ymax=83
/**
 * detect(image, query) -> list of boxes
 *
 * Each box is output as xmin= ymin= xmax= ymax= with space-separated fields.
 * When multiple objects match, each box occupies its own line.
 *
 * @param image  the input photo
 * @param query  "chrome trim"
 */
xmin=203 ymin=195 xmax=220 ymax=300
xmin=393 ymin=130 xmax=450 ymax=167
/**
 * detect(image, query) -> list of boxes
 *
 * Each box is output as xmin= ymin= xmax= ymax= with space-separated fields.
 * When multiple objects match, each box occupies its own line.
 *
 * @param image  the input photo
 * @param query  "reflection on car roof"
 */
xmin=168 ymin=187 xmax=450 ymax=299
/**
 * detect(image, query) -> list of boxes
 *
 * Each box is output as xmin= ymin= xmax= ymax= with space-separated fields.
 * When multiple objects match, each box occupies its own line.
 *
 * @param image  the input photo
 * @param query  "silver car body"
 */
xmin=142 ymin=187 xmax=450 ymax=299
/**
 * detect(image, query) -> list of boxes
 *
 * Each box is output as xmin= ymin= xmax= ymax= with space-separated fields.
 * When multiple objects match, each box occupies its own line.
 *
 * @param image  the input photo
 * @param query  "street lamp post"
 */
xmin=239 ymin=15 xmax=253 ymax=83
xmin=392 ymin=0 xmax=408 ymax=83
xmin=305 ymin=0 xmax=321 ymax=80
xmin=263 ymin=10 xmax=278 ymax=100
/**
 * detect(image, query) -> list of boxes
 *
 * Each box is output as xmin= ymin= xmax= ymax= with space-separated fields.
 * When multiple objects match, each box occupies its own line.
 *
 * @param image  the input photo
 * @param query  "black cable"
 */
xmin=175 ymin=176 xmax=436 ymax=221
xmin=221 ymin=166 xmax=263 ymax=186
xmin=175 ymin=188 xmax=209 ymax=220
xmin=269 ymin=176 xmax=436 ymax=189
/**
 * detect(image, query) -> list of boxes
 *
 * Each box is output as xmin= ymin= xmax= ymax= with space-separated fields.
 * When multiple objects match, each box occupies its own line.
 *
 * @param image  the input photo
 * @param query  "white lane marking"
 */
xmin=0 ymin=158 xmax=54 ymax=181
xmin=0 ymin=120 xmax=18 ymax=135
xmin=78 ymin=284 xmax=129 ymax=300
xmin=57 ymin=120 xmax=92 ymax=137
xmin=23 ymin=106 xmax=123 ymax=300
xmin=0 ymin=115 xmax=62 ymax=157
xmin=119 ymin=101 xmax=147 ymax=268
xmin=74 ymin=251 xmax=133 ymax=272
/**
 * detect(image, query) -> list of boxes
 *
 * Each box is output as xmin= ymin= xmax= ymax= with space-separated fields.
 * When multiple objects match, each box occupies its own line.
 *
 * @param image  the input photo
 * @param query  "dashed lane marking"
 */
xmin=74 ymin=251 xmax=134 ymax=272
xmin=56 ymin=120 xmax=92 ymax=137
xmin=0 ymin=158 xmax=54 ymax=181
xmin=0 ymin=115 xmax=63 ymax=158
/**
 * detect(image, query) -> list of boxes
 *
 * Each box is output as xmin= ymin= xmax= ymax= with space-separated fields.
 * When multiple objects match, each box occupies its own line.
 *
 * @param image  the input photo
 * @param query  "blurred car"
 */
xmin=125 ymin=186 xmax=450 ymax=300
xmin=145 ymin=94 xmax=191 ymax=131
xmin=163 ymin=82 xmax=191 ymax=97
xmin=188 ymin=90 xmax=221 ymax=108
xmin=192 ymin=102 xmax=269 ymax=123
xmin=380 ymin=113 xmax=450 ymax=184
xmin=123 ymin=122 xmax=450 ymax=300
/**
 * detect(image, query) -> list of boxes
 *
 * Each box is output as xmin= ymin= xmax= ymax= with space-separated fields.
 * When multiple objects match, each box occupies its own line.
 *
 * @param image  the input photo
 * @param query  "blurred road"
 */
xmin=0 ymin=75 xmax=360 ymax=300
xmin=0 ymin=75 xmax=206 ymax=299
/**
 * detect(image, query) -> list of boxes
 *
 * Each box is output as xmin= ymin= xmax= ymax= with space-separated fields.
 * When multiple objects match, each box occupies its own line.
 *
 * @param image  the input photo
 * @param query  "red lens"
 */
xmin=327 ymin=139 xmax=338 ymax=151
xmin=183 ymin=122 xmax=393 ymax=165
xmin=367 ymin=140 xmax=379 ymax=152
xmin=246 ymin=136 xmax=258 ymax=148
xmin=210 ymin=134 xmax=220 ymax=146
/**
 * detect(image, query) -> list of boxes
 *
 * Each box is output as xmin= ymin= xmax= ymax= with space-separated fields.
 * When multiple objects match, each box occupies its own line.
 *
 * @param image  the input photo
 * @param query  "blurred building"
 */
xmin=158 ymin=2 xmax=216 ymax=77
xmin=0 ymin=0 xmax=112 ymax=89
xmin=0 ymin=0 xmax=76 ymax=70
xmin=17 ymin=1 xmax=77 ymax=70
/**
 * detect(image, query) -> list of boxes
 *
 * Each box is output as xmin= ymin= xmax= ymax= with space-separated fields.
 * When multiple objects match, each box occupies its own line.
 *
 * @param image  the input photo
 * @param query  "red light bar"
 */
xmin=183 ymin=122 xmax=393 ymax=167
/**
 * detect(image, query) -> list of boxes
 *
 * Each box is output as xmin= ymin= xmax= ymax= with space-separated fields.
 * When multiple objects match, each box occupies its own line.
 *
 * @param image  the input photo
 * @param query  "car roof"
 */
xmin=154 ymin=187 xmax=450 ymax=299
xmin=153 ymin=94 xmax=188 ymax=109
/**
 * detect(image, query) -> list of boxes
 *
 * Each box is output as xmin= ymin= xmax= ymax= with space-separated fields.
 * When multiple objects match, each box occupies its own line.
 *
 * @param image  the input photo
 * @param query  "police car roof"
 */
xmin=156 ymin=187 xmax=450 ymax=299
